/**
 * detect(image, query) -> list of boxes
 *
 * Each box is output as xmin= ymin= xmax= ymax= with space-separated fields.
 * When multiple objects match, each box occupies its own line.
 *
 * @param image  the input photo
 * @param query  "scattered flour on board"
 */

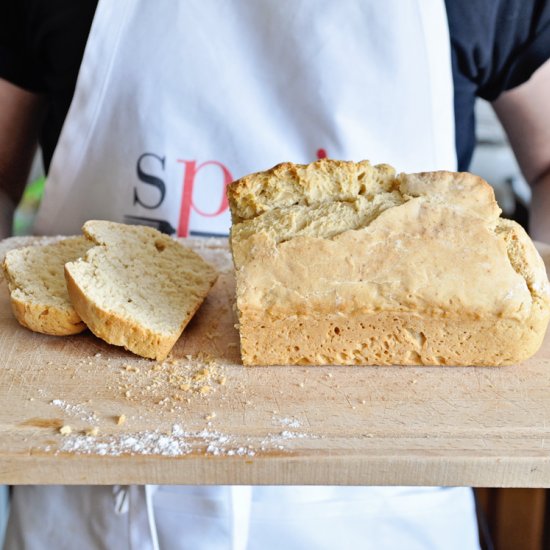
xmin=273 ymin=416 xmax=302 ymax=429
xmin=51 ymin=423 xmax=319 ymax=457
xmin=50 ymin=399 xmax=99 ymax=424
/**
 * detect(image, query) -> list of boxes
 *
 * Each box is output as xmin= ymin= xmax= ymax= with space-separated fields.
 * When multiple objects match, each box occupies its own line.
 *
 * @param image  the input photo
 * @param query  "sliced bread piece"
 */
xmin=3 ymin=237 xmax=91 ymax=335
xmin=64 ymin=221 xmax=218 ymax=360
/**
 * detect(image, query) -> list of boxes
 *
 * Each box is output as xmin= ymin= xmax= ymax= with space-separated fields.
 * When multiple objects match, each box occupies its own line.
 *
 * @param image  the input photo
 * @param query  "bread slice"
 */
xmin=3 ymin=237 xmax=91 ymax=335
xmin=65 ymin=221 xmax=218 ymax=360
xmin=229 ymin=159 xmax=550 ymax=366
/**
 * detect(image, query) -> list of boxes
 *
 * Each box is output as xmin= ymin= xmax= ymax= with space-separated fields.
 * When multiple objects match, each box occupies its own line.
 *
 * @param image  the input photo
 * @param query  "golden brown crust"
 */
xmin=7 ymin=293 xmax=86 ymax=336
xmin=228 ymin=159 xmax=396 ymax=223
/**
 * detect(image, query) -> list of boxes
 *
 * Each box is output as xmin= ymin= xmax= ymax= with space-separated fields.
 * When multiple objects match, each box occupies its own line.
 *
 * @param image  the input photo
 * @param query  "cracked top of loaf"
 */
xmin=228 ymin=159 xmax=550 ymax=323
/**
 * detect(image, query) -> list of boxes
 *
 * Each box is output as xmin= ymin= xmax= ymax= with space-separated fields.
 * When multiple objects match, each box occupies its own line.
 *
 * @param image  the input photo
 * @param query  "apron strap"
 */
xmin=113 ymin=485 xmax=159 ymax=550
xmin=231 ymin=486 xmax=252 ymax=550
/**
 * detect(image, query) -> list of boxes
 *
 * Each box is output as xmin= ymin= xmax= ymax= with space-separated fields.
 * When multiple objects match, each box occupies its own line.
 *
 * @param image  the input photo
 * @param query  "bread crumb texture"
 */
xmin=229 ymin=159 xmax=550 ymax=366
xmin=65 ymin=221 xmax=218 ymax=360
xmin=2 ymin=237 xmax=91 ymax=335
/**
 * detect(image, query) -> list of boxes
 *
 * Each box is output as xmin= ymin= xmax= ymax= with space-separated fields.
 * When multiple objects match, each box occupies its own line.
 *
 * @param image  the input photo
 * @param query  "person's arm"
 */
xmin=492 ymin=59 xmax=550 ymax=243
xmin=0 ymin=78 xmax=44 ymax=238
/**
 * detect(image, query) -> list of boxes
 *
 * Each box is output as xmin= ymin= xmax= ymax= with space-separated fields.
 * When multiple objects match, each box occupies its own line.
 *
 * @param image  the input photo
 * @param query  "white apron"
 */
xmin=34 ymin=0 xmax=456 ymax=237
xmin=7 ymin=1 xmax=480 ymax=549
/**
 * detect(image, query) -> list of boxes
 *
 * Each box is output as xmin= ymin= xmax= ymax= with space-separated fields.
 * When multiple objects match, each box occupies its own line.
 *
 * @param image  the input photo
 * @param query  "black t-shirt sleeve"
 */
xmin=0 ymin=1 xmax=97 ymax=92
xmin=0 ymin=0 xmax=97 ymax=171
xmin=446 ymin=0 xmax=550 ymax=170
xmin=446 ymin=0 xmax=550 ymax=101
xmin=0 ymin=2 xmax=43 ymax=91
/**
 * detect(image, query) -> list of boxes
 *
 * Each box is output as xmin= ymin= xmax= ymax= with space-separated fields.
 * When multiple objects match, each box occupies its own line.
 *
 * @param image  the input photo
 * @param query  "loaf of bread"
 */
xmin=65 ymin=221 xmax=218 ymax=360
xmin=3 ymin=237 xmax=91 ymax=335
xmin=228 ymin=159 xmax=550 ymax=366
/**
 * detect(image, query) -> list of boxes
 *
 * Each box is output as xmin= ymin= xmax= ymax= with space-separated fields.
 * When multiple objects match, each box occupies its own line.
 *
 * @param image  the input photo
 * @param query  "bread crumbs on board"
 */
xmin=43 ymin=354 xmax=320 ymax=458
xmin=116 ymin=353 xmax=226 ymax=411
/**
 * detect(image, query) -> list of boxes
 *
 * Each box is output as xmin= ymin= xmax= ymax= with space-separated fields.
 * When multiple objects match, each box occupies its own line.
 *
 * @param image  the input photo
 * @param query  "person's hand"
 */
xmin=493 ymin=59 xmax=550 ymax=244
xmin=0 ymin=78 xmax=44 ymax=239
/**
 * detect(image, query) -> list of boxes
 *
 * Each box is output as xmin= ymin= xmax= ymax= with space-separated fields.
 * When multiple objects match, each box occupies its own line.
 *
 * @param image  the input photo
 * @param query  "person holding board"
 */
xmin=1 ymin=1 xmax=549 ymax=548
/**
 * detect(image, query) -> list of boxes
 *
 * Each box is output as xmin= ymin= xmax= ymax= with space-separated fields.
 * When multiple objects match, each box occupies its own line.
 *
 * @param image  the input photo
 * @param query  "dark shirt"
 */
xmin=1 ymin=0 xmax=549 ymax=172
xmin=446 ymin=0 xmax=550 ymax=168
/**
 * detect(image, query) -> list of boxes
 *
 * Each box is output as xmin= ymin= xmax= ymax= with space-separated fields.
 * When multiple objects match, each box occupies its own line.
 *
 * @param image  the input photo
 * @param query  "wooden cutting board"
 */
xmin=1 ymin=236 xmax=550 ymax=487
